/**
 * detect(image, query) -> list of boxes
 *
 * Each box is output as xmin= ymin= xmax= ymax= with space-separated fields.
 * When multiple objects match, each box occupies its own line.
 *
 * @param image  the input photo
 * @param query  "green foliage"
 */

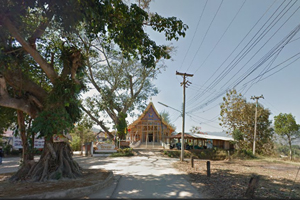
xmin=0 ymin=0 xmax=187 ymax=175
xmin=160 ymin=110 xmax=176 ymax=129
xmin=231 ymin=149 xmax=257 ymax=159
xmin=274 ymin=113 xmax=300 ymax=160
xmin=110 ymin=148 xmax=134 ymax=157
xmin=32 ymin=108 xmax=73 ymax=140
xmin=274 ymin=113 xmax=300 ymax=141
xmin=231 ymin=129 xmax=247 ymax=150
xmin=4 ymin=144 xmax=13 ymax=155
xmin=163 ymin=149 xmax=228 ymax=160
xmin=190 ymin=126 xmax=206 ymax=135
xmin=232 ymin=129 xmax=244 ymax=141
xmin=69 ymin=122 xmax=96 ymax=151
xmin=10 ymin=149 xmax=21 ymax=156
xmin=32 ymin=75 xmax=83 ymax=140
xmin=70 ymin=134 xmax=81 ymax=151
xmin=275 ymin=143 xmax=300 ymax=159
xmin=82 ymin=42 xmax=162 ymax=134
xmin=79 ymin=0 xmax=188 ymax=68
xmin=0 ymin=107 xmax=16 ymax=134
xmin=55 ymin=172 xmax=62 ymax=180
xmin=116 ymin=112 xmax=128 ymax=140
xmin=219 ymin=89 xmax=274 ymax=154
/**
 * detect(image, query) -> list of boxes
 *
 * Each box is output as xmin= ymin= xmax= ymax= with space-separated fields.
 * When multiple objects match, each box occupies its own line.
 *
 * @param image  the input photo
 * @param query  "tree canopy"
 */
xmin=219 ymin=89 xmax=274 ymax=154
xmin=79 ymin=38 xmax=165 ymax=140
xmin=160 ymin=110 xmax=176 ymax=130
xmin=0 ymin=0 xmax=188 ymax=182
xmin=274 ymin=113 xmax=300 ymax=160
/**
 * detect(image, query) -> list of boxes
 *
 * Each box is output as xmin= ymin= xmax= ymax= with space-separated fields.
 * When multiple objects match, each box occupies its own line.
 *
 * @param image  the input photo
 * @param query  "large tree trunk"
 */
xmin=10 ymin=140 xmax=82 ymax=182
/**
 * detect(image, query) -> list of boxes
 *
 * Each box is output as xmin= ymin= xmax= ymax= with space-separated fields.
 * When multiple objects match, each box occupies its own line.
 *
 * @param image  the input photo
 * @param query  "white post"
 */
xmin=90 ymin=142 xmax=93 ymax=157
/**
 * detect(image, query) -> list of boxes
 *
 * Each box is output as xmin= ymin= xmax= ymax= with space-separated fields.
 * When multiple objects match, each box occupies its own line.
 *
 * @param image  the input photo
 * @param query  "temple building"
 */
xmin=127 ymin=102 xmax=175 ymax=148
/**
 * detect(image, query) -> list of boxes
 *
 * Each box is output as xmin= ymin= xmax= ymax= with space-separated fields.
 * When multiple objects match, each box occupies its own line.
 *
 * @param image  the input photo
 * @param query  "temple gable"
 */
xmin=141 ymin=106 xmax=160 ymax=121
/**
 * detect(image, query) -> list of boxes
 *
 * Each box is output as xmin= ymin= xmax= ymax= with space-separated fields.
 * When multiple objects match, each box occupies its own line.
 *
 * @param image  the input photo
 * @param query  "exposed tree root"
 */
xmin=10 ymin=141 xmax=82 ymax=182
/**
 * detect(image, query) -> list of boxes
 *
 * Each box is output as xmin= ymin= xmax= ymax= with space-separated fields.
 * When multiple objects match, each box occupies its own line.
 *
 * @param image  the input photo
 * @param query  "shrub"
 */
xmin=11 ymin=149 xmax=21 ymax=156
xmin=231 ymin=149 xmax=256 ymax=159
xmin=110 ymin=148 xmax=134 ymax=157
xmin=4 ymin=144 xmax=12 ymax=155
xmin=162 ymin=149 xmax=228 ymax=160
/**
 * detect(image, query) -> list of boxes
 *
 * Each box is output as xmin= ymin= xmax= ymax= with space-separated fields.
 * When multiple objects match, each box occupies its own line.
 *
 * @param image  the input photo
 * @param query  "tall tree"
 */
xmin=274 ymin=113 xmax=300 ymax=160
xmin=219 ymin=89 xmax=274 ymax=154
xmin=0 ymin=0 xmax=187 ymax=182
xmin=80 ymin=41 xmax=163 ymax=140
xmin=160 ymin=110 xmax=176 ymax=130
xmin=190 ymin=126 xmax=207 ymax=134
xmin=69 ymin=121 xmax=95 ymax=152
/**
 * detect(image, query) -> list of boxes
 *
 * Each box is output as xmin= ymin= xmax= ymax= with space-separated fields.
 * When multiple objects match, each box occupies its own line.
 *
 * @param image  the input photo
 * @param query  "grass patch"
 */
xmin=163 ymin=148 xmax=229 ymax=160
xmin=230 ymin=149 xmax=257 ymax=160
xmin=109 ymin=148 xmax=134 ymax=157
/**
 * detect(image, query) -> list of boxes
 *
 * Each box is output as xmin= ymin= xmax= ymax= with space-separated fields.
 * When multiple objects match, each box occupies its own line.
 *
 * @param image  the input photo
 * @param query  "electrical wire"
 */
xmin=178 ymin=0 xmax=208 ymax=71
xmin=187 ymin=1 xmax=300 ymax=113
xmin=208 ymin=0 xmax=294 ymax=94
xmin=186 ymin=0 xmax=224 ymax=72
xmin=186 ymin=0 xmax=281 ymax=105
xmin=193 ymin=0 xmax=246 ymax=75
xmin=224 ymin=1 xmax=299 ymax=89
xmin=231 ymin=22 xmax=300 ymax=89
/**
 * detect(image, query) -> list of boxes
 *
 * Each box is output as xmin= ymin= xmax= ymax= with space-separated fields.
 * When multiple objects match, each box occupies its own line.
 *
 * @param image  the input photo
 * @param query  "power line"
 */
xmin=186 ymin=0 xmax=224 ymax=72
xmin=240 ymin=51 xmax=300 ymax=95
xmin=178 ymin=0 xmax=208 ymax=71
xmin=186 ymin=0 xmax=279 ymax=105
xmin=207 ymin=0 xmax=294 ymax=94
xmin=193 ymin=0 xmax=246 ymax=75
xmin=225 ymin=1 xmax=299 ymax=89
xmin=231 ymin=21 xmax=300 ymax=89
xmin=186 ymin=114 xmax=223 ymax=131
xmin=187 ymin=3 xmax=300 ymax=113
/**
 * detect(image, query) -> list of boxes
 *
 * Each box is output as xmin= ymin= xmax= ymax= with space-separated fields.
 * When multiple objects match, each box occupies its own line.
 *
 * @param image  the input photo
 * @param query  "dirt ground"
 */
xmin=1 ymin=155 xmax=300 ymax=199
xmin=172 ymin=158 xmax=300 ymax=199
xmin=0 ymin=168 xmax=110 ymax=198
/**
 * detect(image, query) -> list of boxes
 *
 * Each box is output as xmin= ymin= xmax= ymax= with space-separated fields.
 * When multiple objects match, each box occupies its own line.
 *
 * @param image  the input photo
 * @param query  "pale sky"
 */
xmin=85 ymin=0 xmax=300 ymax=134
xmin=135 ymin=0 xmax=300 ymax=133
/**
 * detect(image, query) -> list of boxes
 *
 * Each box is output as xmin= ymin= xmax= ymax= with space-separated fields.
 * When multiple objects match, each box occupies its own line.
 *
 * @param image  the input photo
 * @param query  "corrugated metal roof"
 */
xmin=187 ymin=132 xmax=234 ymax=141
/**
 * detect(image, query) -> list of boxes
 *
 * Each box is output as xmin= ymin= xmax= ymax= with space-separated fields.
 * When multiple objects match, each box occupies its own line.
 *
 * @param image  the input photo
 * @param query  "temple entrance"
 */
xmin=127 ymin=102 xmax=176 ymax=147
xmin=148 ymin=133 xmax=153 ymax=142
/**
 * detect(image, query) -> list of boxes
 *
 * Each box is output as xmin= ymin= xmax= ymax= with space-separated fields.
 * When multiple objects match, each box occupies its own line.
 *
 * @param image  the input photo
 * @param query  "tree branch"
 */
xmin=1 ymin=17 xmax=58 ymax=83
xmin=2 ymin=70 xmax=47 ymax=103
xmin=0 ymin=95 xmax=38 ymax=118
xmin=0 ymin=73 xmax=41 ymax=117
xmin=80 ymin=105 xmax=114 ymax=139
xmin=28 ymin=14 xmax=53 ymax=49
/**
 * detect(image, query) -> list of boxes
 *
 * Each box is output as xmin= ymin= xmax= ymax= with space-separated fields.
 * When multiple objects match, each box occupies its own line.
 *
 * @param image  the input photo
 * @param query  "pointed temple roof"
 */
xmin=128 ymin=102 xmax=175 ymax=132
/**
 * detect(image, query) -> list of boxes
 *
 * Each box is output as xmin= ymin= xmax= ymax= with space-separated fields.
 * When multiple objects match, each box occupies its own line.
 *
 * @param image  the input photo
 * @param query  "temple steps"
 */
xmin=132 ymin=142 xmax=163 ymax=149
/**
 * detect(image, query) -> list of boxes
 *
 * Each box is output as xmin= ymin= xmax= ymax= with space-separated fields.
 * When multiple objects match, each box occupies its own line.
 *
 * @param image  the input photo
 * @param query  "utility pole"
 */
xmin=250 ymin=94 xmax=264 ymax=156
xmin=176 ymin=71 xmax=193 ymax=162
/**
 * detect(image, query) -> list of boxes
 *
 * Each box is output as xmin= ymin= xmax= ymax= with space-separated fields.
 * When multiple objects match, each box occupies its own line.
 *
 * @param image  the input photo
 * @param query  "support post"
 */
xmin=90 ymin=142 xmax=93 ymax=157
xmin=250 ymin=95 xmax=264 ymax=155
xmin=207 ymin=161 xmax=211 ymax=177
xmin=176 ymin=71 xmax=193 ymax=162
xmin=245 ymin=175 xmax=260 ymax=199
xmin=84 ymin=142 xmax=88 ymax=157
xmin=191 ymin=156 xmax=194 ymax=168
